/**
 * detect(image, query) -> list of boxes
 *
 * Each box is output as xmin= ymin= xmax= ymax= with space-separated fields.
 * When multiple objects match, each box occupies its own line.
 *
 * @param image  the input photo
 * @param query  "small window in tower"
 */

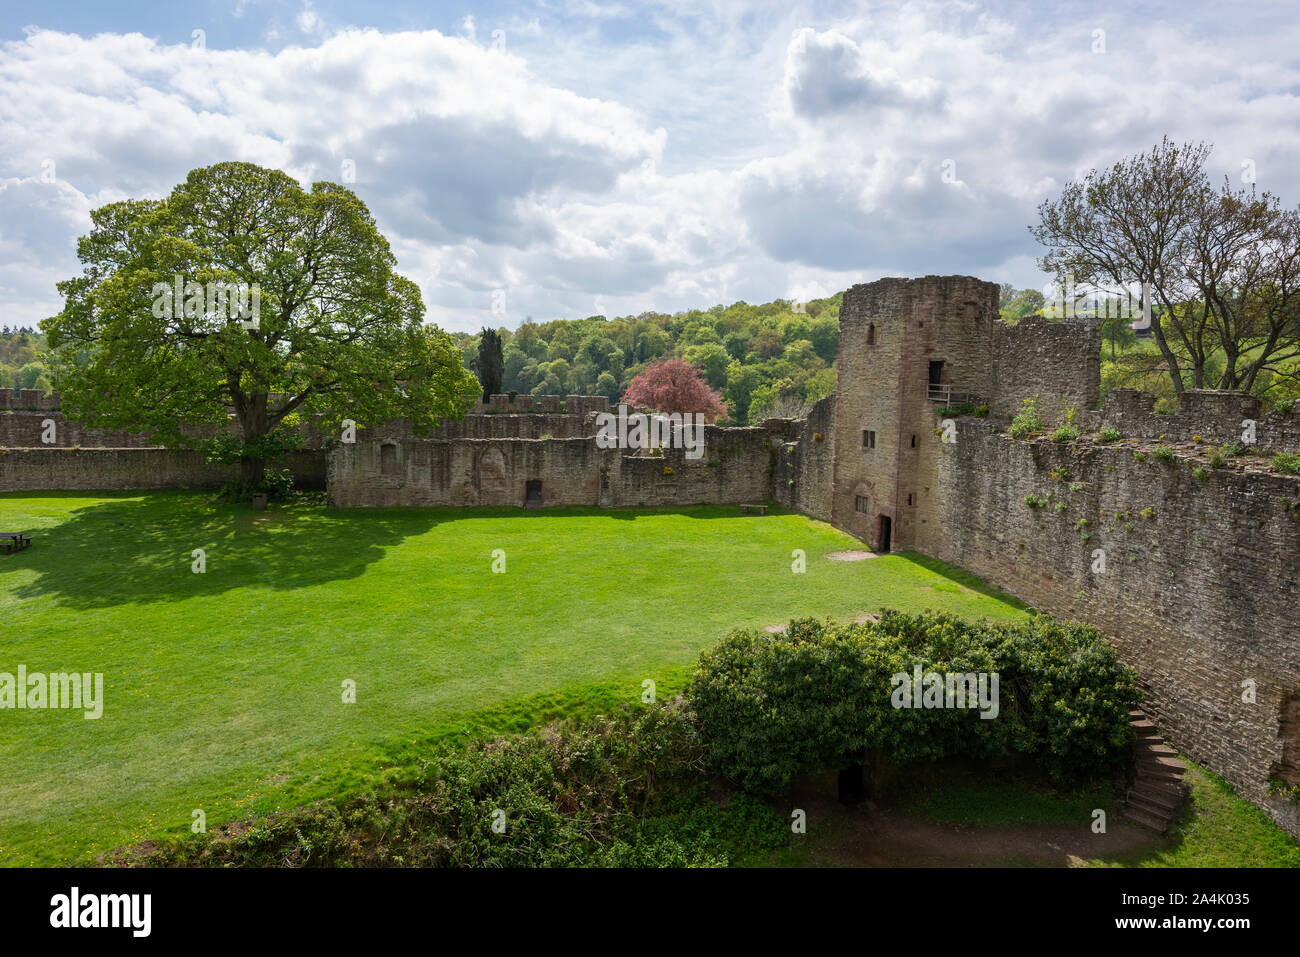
xmin=867 ymin=323 xmax=876 ymax=345
xmin=855 ymin=495 xmax=869 ymax=514
xmin=910 ymin=434 xmax=917 ymax=448
xmin=862 ymin=430 xmax=876 ymax=449
xmin=907 ymin=493 xmax=914 ymax=506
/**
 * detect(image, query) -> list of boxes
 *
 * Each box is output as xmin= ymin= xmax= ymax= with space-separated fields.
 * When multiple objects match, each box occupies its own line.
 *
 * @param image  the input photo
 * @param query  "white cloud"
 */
xmin=1 ymin=2 xmax=1299 ymax=332
xmin=296 ymin=3 xmax=320 ymax=35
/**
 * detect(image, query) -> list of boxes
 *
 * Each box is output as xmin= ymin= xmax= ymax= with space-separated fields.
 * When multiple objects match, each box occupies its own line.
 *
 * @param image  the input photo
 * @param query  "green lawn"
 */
xmin=0 ymin=492 xmax=1028 ymax=865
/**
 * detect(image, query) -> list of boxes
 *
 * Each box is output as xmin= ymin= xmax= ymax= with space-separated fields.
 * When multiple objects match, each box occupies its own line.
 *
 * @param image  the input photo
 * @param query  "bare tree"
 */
xmin=1032 ymin=137 xmax=1300 ymax=396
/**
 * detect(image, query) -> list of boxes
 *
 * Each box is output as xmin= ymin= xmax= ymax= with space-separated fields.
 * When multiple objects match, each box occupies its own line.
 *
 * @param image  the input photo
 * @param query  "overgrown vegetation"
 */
xmin=1272 ymin=452 xmax=1300 ymax=475
xmin=688 ymin=611 xmax=1138 ymax=794
xmin=1051 ymin=405 xmax=1082 ymax=442
xmin=105 ymin=702 xmax=789 ymax=867
xmin=1010 ymin=396 xmax=1044 ymax=438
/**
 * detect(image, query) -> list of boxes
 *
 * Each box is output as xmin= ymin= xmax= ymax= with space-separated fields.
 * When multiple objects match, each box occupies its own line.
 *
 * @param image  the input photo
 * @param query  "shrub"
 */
xmin=1152 ymin=445 xmax=1176 ymax=462
xmin=219 ymin=467 xmax=295 ymax=504
xmin=1052 ymin=406 xmax=1081 ymax=442
xmin=1133 ymin=451 xmax=1148 ymax=462
xmin=107 ymin=702 xmax=787 ymax=868
xmin=1025 ymin=493 xmax=1046 ymax=508
xmin=1192 ymin=466 xmax=1209 ymax=481
xmin=937 ymin=402 xmax=978 ymax=417
xmin=1010 ymin=397 xmax=1044 ymax=438
xmin=1098 ymin=427 xmax=1121 ymax=442
xmin=1272 ymin=452 xmax=1300 ymax=475
xmin=687 ymin=612 xmax=1138 ymax=793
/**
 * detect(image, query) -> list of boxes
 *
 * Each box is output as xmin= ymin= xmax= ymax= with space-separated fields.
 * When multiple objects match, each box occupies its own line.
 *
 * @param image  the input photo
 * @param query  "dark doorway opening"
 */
xmin=525 ymin=480 xmax=543 ymax=508
xmin=928 ymin=360 xmax=945 ymax=386
xmin=838 ymin=763 xmax=865 ymax=804
xmin=878 ymin=514 xmax=891 ymax=553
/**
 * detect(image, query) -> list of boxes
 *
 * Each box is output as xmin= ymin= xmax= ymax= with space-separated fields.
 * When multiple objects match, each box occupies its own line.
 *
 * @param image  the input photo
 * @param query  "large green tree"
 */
xmin=43 ymin=162 xmax=479 ymax=483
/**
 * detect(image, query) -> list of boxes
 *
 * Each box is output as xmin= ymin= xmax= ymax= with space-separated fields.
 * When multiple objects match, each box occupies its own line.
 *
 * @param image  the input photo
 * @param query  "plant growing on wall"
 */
xmin=43 ymin=162 xmax=479 ymax=486
xmin=1272 ymin=452 xmax=1300 ymax=474
xmin=1010 ymin=396 xmax=1044 ymax=438
xmin=1052 ymin=405 xmax=1082 ymax=442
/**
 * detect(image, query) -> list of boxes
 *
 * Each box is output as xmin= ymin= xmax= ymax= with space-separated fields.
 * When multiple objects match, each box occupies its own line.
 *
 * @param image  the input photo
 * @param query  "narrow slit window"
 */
xmin=862 ymin=430 xmax=876 ymax=449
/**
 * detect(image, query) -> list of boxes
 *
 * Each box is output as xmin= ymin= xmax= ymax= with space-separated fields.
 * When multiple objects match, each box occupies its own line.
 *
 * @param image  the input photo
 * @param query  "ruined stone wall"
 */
xmin=931 ymin=419 xmax=1300 ymax=838
xmin=478 ymin=393 xmax=610 ymax=415
xmin=0 ymin=412 xmax=168 ymax=449
xmin=831 ymin=276 xmax=999 ymax=551
xmin=0 ymin=448 xmax=326 ymax=491
xmin=990 ymin=315 xmax=1101 ymax=425
xmin=326 ymin=426 xmax=775 ymax=510
xmin=1085 ymin=388 xmax=1300 ymax=453
xmin=0 ymin=389 xmax=59 ymax=411
xmin=772 ymin=394 xmax=835 ymax=522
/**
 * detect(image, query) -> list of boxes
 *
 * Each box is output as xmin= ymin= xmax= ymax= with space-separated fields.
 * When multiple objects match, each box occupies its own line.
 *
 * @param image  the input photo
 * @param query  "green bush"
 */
xmin=1010 ymin=397 xmax=1044 ymax=438
xmin=1099 ymin=427 xmax=1121 ymax=442
xmin=687 ymin=611 xmax=1138 ymax=793
xmin=1152 ymin=444 xmax=1176 ymax=462
xmin=1272 ymin=452 xmax=1300 ymax=475
xmin=219 ymin=467 xmax=296 ymax=503
xmin=107 ymin=702 xmax=787 ymax=868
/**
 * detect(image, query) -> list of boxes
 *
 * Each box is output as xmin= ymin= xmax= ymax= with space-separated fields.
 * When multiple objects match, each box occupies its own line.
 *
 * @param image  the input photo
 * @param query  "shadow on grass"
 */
xmin=2 ymin=495 xmax=818 ymax=610
xmin=4 ymin=491 xmax=441 ymax=609
xmin=890 ymin=551 xmax=1031 ymax=611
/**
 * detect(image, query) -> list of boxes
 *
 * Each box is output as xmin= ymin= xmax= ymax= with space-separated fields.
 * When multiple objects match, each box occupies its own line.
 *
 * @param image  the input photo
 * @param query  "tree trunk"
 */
xmin=240 ymin=455 xmax=265 ymax=485
xmin=236 ymin=392 xmax=271 ymax=486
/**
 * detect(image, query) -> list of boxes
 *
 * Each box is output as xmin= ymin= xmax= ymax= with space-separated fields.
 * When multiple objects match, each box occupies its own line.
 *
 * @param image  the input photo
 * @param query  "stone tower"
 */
xmin=829 ymin=275 xmax=1000 ymax=552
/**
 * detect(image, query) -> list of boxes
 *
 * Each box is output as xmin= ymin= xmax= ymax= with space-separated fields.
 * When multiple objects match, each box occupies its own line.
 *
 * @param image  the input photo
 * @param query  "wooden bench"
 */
xmin=1 ymin=533 xmax=31 ymax=555
xmin=739 ymin=503 xmax=769 ymax=516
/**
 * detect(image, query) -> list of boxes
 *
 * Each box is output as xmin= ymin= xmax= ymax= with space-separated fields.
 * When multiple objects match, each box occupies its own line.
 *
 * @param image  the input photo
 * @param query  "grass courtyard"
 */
xmin=0 ymin=492 xmax=1029 ymax=866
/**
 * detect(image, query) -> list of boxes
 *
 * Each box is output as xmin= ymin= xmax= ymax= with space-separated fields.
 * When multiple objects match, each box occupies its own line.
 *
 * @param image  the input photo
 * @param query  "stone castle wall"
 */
xmin=1083 ymin=388 xmax=1300 ymax=452
xmin=327 ymin=424 xmax=775 ymax=509
xmin=0 ymin=395 xmax=601 ymax=492
xmin=932 ymin=419 xmax=1300 ymax=837
xmin=0 ymin=448 xmax=327 ymax=490
xmin=990 ymin=315 xmax=1101 ymax=424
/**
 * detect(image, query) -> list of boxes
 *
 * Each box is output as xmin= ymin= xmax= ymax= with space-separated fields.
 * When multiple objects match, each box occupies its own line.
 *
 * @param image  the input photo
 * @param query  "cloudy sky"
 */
xmin=2 ymin=0 xmax=1298 ymax=333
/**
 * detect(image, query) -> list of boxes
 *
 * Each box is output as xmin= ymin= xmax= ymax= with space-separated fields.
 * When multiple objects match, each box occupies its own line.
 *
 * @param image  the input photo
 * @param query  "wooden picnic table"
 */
xmin=1 ymin=533 xmax=31 ymax=555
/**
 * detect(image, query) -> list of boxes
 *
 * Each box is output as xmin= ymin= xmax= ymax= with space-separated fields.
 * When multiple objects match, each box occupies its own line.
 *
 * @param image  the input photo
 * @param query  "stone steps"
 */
xmin=1120 ymin=708 xmax=1189 ymax=835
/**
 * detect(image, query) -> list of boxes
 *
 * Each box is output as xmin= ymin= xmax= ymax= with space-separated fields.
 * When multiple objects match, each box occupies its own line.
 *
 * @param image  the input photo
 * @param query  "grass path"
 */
xmin=0 ymin=492 xmax=1028 ymax=865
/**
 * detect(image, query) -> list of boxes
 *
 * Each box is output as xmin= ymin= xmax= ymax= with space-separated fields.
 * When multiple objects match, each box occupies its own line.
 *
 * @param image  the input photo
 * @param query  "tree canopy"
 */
xmin=1033 ymin=137 xmax=1300 ymax=396
xmin=43 ymin=162 xmax=479 ymax=481
xmin=622 ymin=356 xmax=728 ymax=421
